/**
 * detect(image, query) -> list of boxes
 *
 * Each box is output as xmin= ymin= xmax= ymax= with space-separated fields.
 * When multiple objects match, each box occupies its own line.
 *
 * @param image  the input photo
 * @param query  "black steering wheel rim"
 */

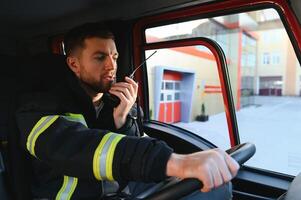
xmin=143 ymin=142 xmax=256 ymax=200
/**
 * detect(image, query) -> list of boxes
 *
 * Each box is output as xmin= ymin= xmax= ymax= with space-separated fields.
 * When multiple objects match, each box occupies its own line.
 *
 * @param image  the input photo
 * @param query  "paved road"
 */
xmin=175 ymin=96 xmax=301 ymax=176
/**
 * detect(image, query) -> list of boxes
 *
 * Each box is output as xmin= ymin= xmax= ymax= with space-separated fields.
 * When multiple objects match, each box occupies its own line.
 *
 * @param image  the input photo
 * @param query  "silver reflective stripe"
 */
xmin=99 ymin=134 xmax=118 ymax=179
xmin=93 ymin=132 xmax=124 ymax=181
xmin=56 ymin=176 xmax=78 ymax=200
xmin=27 ymin=116 xmax=57 ymax=155
xmin=60 ymin=177 xmax=75 ymax=200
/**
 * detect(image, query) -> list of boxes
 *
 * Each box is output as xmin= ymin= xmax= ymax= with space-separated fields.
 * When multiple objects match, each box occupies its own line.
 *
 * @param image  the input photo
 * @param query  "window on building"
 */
xmin=263 ymin=52 xmax=270 ymax=64
xmin=165 ymin=82 xmax=173 ymax=90
xmin=175 ymin=92 xmax=180 ymax=100
xmin=271 ymin=52 xmax=280 ymax=65
xmin=167 ymin=94 xmax=172 ymax=101
xmin=175 ymin=82 xmax=180 ymax=90
xmin=262 ymin=29 xmax=282 ymax=44
xmin=160 ymin=93 xmax=164 ymax=101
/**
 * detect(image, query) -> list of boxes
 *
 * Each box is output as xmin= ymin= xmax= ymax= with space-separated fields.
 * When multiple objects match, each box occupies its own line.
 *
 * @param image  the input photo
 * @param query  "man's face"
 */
xmin=75 ymin=37 xmax=118 ymax=93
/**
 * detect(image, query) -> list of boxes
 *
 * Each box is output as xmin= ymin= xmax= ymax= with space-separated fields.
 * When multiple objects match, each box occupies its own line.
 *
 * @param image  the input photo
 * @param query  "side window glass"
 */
xmin=145 ymin=8 xmax=301 ymax=176
xmin=146 ymin=47 xmax=231 ymax=150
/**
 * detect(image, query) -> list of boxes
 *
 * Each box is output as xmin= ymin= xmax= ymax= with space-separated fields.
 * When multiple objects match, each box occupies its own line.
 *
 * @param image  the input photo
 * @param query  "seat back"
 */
xmin=0 ymin=54 xmax=68 ymax=200
xmin=0 ymin=54 xmax=22 ymax=200
xmin=7 ymin=99 xmax=33 ymax=200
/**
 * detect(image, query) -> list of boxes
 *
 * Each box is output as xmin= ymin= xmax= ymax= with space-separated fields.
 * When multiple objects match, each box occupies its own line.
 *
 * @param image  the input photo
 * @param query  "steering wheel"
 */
xmin=141 ymin=142 xmax=256 ymax=200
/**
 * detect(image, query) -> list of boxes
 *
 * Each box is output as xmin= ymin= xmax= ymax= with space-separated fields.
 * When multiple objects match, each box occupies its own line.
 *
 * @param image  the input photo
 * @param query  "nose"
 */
xmin=104 ymin=55 xmax=116 ymax=71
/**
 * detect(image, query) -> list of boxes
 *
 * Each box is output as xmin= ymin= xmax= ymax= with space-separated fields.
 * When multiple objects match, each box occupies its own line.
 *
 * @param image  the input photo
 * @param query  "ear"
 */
xmin=66 ymin=56 xmax=81 ymax=78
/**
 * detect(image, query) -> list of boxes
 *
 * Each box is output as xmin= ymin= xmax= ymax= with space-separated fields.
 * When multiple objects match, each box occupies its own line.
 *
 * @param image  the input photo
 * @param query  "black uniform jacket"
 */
xmin=15 ymin=65 xmax=173 ymax=199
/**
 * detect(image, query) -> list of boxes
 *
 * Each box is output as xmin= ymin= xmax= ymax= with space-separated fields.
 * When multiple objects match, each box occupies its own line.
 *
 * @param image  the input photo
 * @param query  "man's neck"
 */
xmin=92 ymin=93 xmax=103 ymax=106
xmin=79 ymin=82 xmax=103 ymax=106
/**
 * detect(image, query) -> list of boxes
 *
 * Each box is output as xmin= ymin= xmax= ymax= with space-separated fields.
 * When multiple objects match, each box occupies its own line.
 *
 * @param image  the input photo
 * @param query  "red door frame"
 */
xmin=132 ymin=0 xmax=301 ymax=147
xmin=160 ymin=72 xmax=182 ymax=123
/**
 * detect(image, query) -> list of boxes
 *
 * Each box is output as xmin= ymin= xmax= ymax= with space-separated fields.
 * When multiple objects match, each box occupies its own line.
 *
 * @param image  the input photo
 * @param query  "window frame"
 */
xmin=132 ymin=0 xmax=300 ymax=181
xmin=132 ymin=0 xmax=301 ymax=146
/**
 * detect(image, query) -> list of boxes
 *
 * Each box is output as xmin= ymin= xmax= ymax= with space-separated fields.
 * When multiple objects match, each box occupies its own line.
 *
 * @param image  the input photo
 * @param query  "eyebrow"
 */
xmin=92 ymin=51 xmax=119 ymax=57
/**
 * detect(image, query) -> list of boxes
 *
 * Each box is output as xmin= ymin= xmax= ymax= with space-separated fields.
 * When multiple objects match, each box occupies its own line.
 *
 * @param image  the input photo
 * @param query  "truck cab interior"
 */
xmin=1 ymin=0 xmax=301 ymax=199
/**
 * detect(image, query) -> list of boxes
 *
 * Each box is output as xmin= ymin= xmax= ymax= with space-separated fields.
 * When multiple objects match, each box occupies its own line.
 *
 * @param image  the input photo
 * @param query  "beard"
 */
xmin=78 ymin=66 xmax=116 ymax=94
xmin=80 ymin=77 xmax=115 ymax=94
xmin=92 ymin=79 xmax=114 ymax=93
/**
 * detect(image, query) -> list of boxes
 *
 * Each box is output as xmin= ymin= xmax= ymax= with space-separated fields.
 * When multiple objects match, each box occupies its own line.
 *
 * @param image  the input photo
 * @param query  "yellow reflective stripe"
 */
xmin=56 ymin=176 xmax=68 ymax=200
xmin=64 ymin=113 xmax=87 ymax=127
xmin=26 ymin=115 xmax=59 ymax=157
xmin=93 ymin=132 xmax=124 ymax=181
xmin=26 ymin=117 xmax=48 ymax=153
xmin=55 ymin=176 xmax=78 ymax=200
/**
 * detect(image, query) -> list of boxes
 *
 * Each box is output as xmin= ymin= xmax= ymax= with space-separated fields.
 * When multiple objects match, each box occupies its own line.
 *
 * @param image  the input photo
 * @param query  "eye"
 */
xmin=95 ymin=54 xmax=106 ymax=61
xmin=113 ymin=55 xmax=118 ymax=61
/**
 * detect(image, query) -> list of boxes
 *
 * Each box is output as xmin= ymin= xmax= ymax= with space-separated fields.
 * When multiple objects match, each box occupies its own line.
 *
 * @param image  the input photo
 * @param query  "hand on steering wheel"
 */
xmin=143 ymin=143 xmax=256 ymax=200
xmin=166 ymin=148 xmax=239 ymax=193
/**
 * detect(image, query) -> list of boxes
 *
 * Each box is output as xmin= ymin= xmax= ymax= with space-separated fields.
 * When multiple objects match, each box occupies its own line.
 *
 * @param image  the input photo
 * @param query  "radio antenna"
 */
xmin=129 ymin=50 xmax=157 ymax=79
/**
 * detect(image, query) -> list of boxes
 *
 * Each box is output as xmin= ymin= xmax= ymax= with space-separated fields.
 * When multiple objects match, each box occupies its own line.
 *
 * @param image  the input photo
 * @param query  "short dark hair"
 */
xmin=63 ymin=22 xmax=114 ymax=56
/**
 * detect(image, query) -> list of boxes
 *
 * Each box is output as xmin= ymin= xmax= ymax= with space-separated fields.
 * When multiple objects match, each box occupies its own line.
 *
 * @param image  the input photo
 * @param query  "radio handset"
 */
xmin=103 ymin=51 xmax=157 ymax=107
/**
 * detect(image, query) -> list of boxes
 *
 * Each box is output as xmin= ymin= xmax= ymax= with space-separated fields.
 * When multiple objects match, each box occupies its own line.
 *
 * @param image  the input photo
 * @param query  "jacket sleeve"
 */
xmin=16 ymin=99 xmax=173 ymax=183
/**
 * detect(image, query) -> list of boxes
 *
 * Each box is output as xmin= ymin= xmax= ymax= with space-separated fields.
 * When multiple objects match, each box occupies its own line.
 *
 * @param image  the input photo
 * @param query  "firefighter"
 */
xmin=16 ymin=23 xmax=239 ymax=199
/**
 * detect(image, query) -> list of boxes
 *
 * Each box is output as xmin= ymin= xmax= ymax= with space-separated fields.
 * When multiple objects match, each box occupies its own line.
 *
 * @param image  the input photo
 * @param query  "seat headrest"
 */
xmin=19 ymin=53 xmax=69 ymax=93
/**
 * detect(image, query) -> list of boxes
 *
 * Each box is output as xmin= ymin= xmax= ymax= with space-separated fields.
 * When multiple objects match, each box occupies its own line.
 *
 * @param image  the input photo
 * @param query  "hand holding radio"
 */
xmin=103 ymin=51 xmax=157 ymax=108
xmin=109 ymin=76 xmax=138 ymax=129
